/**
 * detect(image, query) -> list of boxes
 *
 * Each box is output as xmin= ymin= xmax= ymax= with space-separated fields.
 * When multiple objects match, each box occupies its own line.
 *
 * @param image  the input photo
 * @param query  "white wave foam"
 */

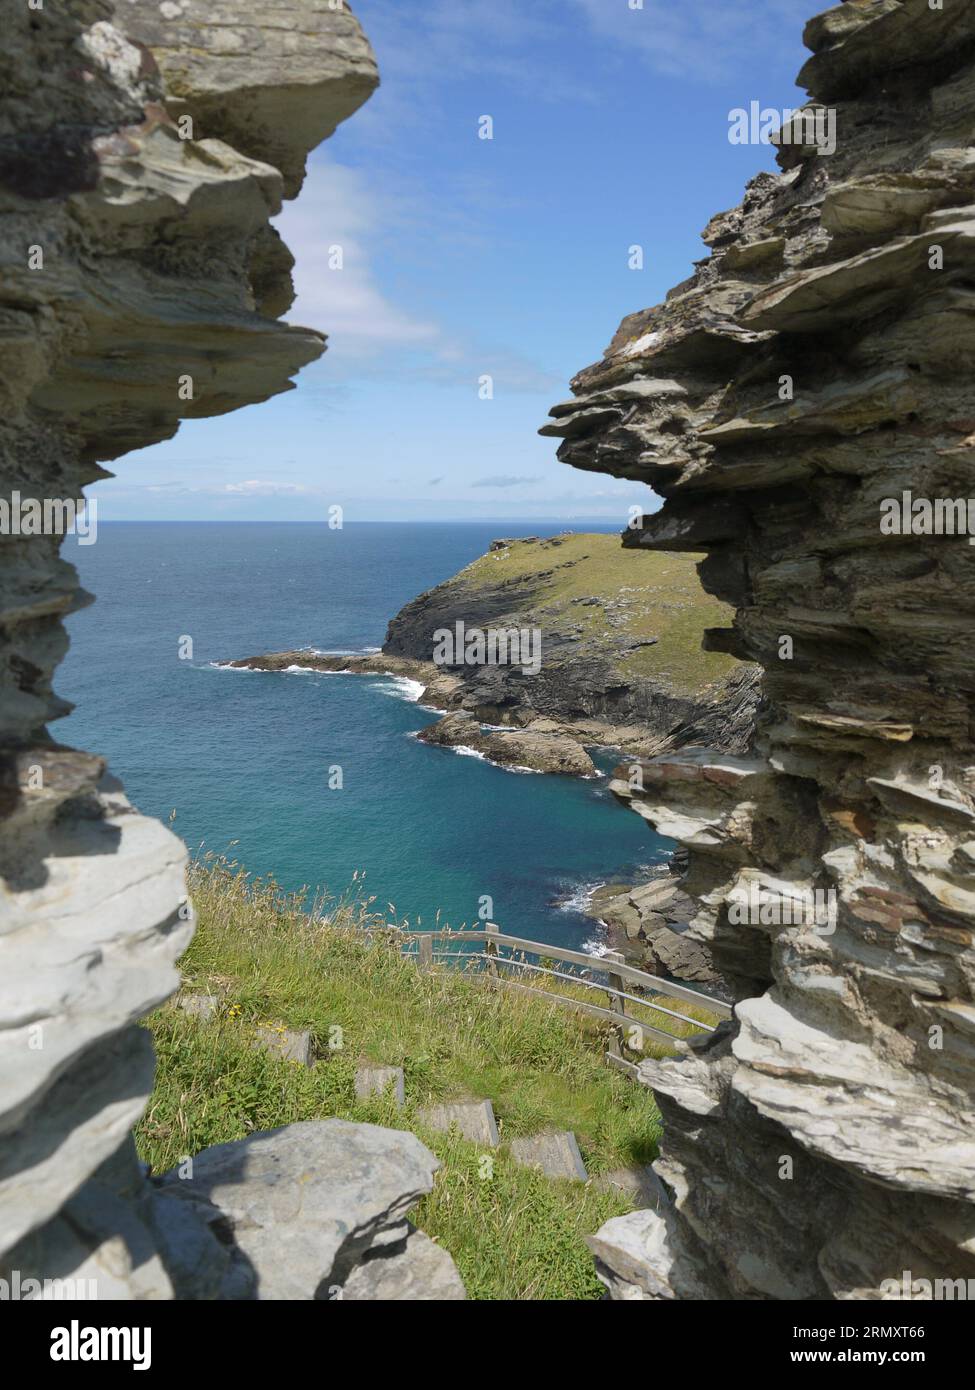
xmin=310 ymin=647 xmax=380 ymax=656
xmin=370 ymin=676 xmax=425 ymax=702
xmin=582 ymin=935 xmax=612 ymax=958
xmin=557 ymin=880 xmax=604 ymax=914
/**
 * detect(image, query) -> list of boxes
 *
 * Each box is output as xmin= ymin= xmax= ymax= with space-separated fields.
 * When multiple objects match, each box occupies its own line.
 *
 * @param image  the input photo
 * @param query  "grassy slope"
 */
xmin=137 ymin=860 xmax=714 ymax=1300
xmin=453 ymin=533 xmax=738 ymax=696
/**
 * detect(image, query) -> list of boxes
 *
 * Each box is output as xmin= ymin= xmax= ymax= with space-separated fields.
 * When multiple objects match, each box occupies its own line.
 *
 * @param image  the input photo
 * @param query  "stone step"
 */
xmin=355 ymin=1064 xmax=406 ymax=1107
xmin=416 ymin=1099 xmax=500 ymax=1148
xmin=177 ymin=993 xmax=220 ymax=1022
xmin=252 ymin=1024 xmax=314 ymax=1067
xmin=509 ymin=1130 xmax=588 ymax=1183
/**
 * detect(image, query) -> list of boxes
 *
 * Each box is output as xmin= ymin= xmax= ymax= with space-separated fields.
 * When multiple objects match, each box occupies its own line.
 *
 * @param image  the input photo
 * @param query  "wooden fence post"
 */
xmin=604 ymin=950 xmax=627 ymax=1058
xmin=485 ymin=922 xmax=499 ymax=979
xmin=418 ymin=934 xmax=434 ymax=973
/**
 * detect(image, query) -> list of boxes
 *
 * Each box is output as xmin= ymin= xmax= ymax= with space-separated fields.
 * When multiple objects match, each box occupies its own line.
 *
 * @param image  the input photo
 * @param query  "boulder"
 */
xmin=154 ymin=1119 xmax=463 ymax=1299
xmin=342 ymin=1224 xmax=466 ymax=1301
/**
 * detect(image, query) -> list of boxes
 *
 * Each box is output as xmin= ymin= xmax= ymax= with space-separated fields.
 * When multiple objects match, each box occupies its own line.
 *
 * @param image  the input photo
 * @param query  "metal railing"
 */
xmin=384 ymin=924 xmax=732 ymax=1080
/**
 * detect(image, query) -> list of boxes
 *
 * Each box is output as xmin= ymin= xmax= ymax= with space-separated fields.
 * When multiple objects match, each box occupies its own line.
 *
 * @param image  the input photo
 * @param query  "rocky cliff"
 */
xmin=0 ymin=0 xmax=461 ymax=1299
xmin=231 ymin=531 xmax=761 ymax=774
xmin=543 ymin=0 xmax=975 ymax=1299
xmin=385 ymin=532 xmax=760 ymax=751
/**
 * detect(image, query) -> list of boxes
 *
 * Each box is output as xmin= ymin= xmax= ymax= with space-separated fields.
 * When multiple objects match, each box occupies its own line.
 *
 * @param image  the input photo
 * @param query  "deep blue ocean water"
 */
xmin=60 ymin=522 xmax=671 ymax=950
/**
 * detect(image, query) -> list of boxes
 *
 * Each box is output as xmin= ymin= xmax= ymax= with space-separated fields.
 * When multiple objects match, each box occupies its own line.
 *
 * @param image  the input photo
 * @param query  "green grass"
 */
xmin=454 ymin=532 xmax=738 ymax=696
xmin=136 ymin=857 xmax=705 ymax=1300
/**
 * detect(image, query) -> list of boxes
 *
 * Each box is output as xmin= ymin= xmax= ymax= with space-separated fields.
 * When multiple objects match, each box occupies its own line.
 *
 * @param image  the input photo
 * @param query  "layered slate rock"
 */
xmin=416 ymin=710 xmax=598 ymax=776
xmin=342 ymin=1224 xmax=467 ymax=1301
xmin=152 ymin=1120 xmax=447 ymax=1300
xmin=586 ymin=872 xmax=726 ymax=992
xmin=0 ymin=2 xmax=459 ymax=1303
xmin=543 ymin=0 xmax=975 ymax=1300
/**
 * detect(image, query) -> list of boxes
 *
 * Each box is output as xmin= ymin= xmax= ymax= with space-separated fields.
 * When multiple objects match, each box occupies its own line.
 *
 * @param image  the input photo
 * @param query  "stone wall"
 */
xmin=0 ymin=1 xmax=458 ymax=1299
xmin=544 ymin=0 xmax=975 ymax=1299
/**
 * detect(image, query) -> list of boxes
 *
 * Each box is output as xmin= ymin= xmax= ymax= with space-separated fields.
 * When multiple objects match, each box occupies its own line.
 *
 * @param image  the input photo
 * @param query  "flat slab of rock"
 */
xmin=509 ymin=1131 xmax=588 ymax=1182
xmin=587 ymin=1208 xmax=675 ymax=1301
xmin=342 ymin=1224 xmax=466 ymax=1301
xmin=253 ymin=1025 xmax=313 ymax=1067
xmin=177 ymin=993 xmax=220 ymax=1022
xmin=355 ymin=1065 xmax=405 ymax=1107
xmin=629 ymin=876 xmax=681 ymax=913
xmin=417 ymin=1100 xmax=499 ymax=1148
xmin=155 ymin=1119 xmax=453 ymax=1300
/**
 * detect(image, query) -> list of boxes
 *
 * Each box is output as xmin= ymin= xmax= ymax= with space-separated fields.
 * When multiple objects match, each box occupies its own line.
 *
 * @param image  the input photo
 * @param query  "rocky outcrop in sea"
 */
xmin=543 ymin=0 xmax=975 ymax=1300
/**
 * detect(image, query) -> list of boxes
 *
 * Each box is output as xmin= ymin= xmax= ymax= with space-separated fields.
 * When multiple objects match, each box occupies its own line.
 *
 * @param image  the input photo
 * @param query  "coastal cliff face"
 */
xmin=230 ymin=531 xmax=761 ymax=776
xmin=0 ymin=1 xmax=449 ymax=1300
xmin=544 ymin=0 xmax=975 ymax=1298
xmin=383 ymin=532 xmax=761 ymax=754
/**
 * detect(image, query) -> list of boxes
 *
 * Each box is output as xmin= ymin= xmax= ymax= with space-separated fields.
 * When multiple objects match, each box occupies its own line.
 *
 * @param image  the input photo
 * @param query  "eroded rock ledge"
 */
xmin=543 ymin=0 xmax=975 ymax=1300
xmin=0 ymin=1 xmax=461 ymax=1299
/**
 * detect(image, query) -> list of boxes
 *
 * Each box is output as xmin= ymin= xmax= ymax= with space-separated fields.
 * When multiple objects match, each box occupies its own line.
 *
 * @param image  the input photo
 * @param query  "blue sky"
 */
xmin=98 ymin=0 xmax=813 ymax=522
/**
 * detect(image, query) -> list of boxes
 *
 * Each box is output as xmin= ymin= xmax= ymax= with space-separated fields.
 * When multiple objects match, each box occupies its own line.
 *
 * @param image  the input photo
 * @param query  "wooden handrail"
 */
xmin=489 ymin=955 xmax=713 ymax=1032
xmin=489 ymin=976 xmax=683 ymax=1046
xmin=389 ymin=925 xmax=732 ymax=1020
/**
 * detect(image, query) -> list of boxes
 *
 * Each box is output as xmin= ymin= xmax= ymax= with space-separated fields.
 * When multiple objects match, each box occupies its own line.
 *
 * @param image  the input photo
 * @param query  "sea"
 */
xmin=60 ymin=521 xmax=672 ymax=951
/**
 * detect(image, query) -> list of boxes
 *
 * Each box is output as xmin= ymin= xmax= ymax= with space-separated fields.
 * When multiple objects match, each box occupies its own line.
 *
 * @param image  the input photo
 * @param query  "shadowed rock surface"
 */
xmin=152 ymin=1120 xmax=444 ymax=1300
xmin=543 ymin=0 xmax=975 ymax=1301
xmin=0 ymin=0 xmax=462 ymax=1300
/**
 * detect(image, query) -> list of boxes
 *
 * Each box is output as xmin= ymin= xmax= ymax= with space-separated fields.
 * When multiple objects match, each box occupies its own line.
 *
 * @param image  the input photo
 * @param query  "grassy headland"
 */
xmin=438 ymin=532 xmax=738 ymax=695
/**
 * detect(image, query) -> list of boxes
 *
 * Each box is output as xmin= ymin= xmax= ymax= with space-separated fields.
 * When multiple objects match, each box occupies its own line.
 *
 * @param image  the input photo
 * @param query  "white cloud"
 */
xmin=570 ymin=0 xmax=810 ymax=80
xmin=221 ymin=480 xmax=313 ymax=496
xmin=274 ymin=154 xmax=560 ymax=392
xmin=274 ymin=158 xmax=439 ymax=357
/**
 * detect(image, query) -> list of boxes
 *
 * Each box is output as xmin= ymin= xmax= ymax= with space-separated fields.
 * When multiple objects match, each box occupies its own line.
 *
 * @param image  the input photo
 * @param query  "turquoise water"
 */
xmin=60 ymin=522 xmax=670 ymax=949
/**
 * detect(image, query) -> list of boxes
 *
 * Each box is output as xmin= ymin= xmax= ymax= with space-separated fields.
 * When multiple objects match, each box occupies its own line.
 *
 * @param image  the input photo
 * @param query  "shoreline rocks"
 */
xmin=228 ymin=530 xmax=764 ymax=777
xmin=585 ymin=875 xmax=727 ymax=995
xmin=416 ymin=710 xmax=597 ymax=777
